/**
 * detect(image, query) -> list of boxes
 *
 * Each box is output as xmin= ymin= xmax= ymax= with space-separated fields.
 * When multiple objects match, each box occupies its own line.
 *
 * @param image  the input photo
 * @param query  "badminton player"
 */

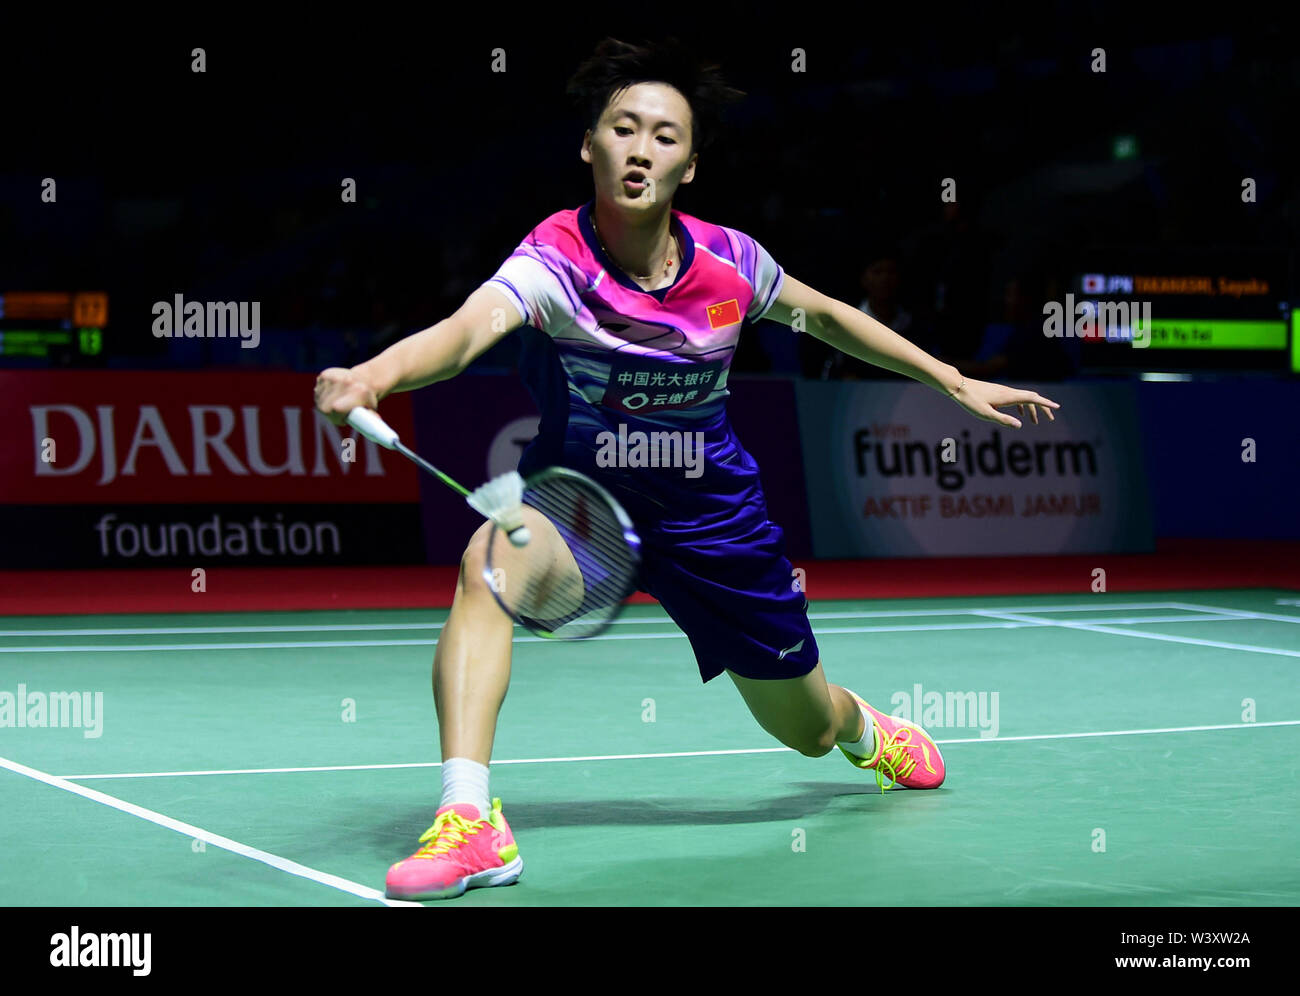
xmin=314 ymin=37 xmax=1059 ymax=901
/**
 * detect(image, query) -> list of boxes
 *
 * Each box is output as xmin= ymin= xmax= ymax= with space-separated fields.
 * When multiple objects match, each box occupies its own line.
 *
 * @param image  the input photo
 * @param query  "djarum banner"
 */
xmin=0 ymin=371 xmax=422 ymax=567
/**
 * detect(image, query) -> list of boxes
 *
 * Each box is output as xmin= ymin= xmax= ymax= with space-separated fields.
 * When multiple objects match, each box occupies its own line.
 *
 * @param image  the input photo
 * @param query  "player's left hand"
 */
xmin=949 ymin=377 xmax=1060 ymax=428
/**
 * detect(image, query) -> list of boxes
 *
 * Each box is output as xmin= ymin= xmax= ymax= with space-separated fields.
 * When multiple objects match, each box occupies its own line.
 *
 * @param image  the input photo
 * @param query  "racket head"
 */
xmin=482 ymin=466 xmax=642 ymax=640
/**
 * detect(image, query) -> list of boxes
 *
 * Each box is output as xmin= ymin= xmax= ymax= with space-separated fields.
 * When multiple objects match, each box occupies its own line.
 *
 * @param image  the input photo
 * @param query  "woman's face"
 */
xmin=581 ymin=82 xmax=697 ymax=213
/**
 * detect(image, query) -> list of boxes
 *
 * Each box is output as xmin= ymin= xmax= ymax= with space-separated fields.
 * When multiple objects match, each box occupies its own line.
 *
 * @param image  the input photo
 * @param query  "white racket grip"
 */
xmin=346 ymin=408 xmax=400 ymax=449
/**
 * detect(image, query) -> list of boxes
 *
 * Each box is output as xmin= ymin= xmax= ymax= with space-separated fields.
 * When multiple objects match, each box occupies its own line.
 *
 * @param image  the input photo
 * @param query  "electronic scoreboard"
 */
xmin=0 ymin=291 xmax=108 ymax=366
xmin=1069 ymin=248 xmax=1293 ymax=373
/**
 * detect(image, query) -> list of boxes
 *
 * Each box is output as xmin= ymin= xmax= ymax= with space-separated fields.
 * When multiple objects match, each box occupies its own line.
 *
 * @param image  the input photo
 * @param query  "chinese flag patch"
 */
xmin=706 ymin=299 xmax=741 ymax=329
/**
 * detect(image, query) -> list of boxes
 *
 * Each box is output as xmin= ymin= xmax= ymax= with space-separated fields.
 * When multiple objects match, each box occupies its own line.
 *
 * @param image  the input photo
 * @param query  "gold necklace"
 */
xmin=593 ymin=215 xmax=677 ymax=281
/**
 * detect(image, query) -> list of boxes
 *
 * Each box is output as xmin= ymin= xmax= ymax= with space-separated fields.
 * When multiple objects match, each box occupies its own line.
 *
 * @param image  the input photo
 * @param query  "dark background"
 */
xmin=1 ymin=4 xmax=1296 ymax=379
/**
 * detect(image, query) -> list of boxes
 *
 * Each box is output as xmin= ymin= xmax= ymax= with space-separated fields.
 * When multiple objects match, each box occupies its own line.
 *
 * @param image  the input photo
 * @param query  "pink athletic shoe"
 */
xmin=385 ymin=798 xmax=523 ymax=901
xmin=838 ymin=691 xmax=946 ymax=791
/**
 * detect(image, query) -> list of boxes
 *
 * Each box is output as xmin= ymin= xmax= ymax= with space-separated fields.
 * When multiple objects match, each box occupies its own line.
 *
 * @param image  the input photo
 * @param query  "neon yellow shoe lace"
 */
xmin=413 ymin=810 xmax=486 ymax=859
xmin=873 ymin=726 xmax=922 ymax=793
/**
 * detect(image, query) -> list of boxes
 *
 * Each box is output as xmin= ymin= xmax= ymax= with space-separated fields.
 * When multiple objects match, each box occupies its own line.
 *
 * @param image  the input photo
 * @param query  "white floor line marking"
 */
xmin=64 ymin=760 xmax=462 ymax=780
xmin=1164 ymin=602 xmax=1300 ymax=625
xmin=0 ymin=633 xmax=683 ymax=652
xmin=971 ymin=609 xmax=1300 ymax=658
xmin=933 ymin=719 xmax=1300 ymax=743
xmin=1 ymin=622 xmax=453 ymax=637
xmin=0 ymin=754 xmax=422 ymax=907
xmin=0 ymin=602 xmax=1194 ymax=638
xmin=56 ymin=720 xmax=1300 ymax=781
xmin=812 ymin=602 xmax=1185 ymax=618
xmin=59 ymin=748 xmax=793 ymax=780
xmin=0 ymin=614 xmax=1251 ymax=654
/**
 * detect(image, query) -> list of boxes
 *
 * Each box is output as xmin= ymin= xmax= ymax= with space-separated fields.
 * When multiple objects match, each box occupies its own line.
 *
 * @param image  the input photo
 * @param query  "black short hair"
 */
xmin=566 ymin=37 xmax=745 ymax=155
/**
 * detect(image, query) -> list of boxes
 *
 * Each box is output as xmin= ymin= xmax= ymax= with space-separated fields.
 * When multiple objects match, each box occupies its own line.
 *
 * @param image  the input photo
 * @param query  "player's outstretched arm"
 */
xmin=315 ymin=285 xmax=523 ymax=425
xmin=767 ymin=275 xmax=1060 ymax=429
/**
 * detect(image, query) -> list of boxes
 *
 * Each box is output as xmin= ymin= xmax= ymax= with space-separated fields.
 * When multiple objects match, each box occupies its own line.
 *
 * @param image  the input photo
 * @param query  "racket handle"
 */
xmin=346 ymin=408 xmax=400 ymax=449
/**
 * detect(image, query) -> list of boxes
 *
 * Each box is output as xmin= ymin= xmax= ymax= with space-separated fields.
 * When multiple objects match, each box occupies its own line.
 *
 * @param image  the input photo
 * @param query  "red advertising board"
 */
xmin=0 ymin=371 xmax=419 ymax=504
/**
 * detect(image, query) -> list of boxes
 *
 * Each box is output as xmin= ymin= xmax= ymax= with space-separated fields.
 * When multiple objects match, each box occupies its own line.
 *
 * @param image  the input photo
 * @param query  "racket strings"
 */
xmin=510 ymin=475 xmax=638 ymax=636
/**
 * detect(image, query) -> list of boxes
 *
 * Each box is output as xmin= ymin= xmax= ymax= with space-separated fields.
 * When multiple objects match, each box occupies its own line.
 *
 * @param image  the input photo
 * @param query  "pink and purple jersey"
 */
xmin=483 ymin=200 xmax=818 ymax=683
xmin=485 ymin=200 xmax=784 ymax=444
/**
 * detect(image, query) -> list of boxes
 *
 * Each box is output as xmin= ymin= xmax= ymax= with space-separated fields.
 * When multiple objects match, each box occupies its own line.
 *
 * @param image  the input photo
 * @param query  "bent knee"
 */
xmin=785 ymin=725 xmax=839 ymax=758
xmin=457 ymin=524 xmax=495 ymax=595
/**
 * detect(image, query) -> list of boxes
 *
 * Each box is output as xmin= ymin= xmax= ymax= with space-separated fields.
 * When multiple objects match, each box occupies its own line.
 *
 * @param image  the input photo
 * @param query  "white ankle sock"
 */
xmin=440 ymin=757 xmax=491 ymax=817
xmin=837 ymin=701 xmax=876 ymax=758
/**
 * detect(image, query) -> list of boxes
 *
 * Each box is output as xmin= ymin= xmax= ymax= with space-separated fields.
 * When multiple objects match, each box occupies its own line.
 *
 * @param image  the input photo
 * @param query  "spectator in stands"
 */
xmin=808 ymin=245 xmax=925 ymax=379
xmin=959 ymin=272 xmax=1080 ymax=381
xmin=903 ymin=197 xmax=993 ymax=361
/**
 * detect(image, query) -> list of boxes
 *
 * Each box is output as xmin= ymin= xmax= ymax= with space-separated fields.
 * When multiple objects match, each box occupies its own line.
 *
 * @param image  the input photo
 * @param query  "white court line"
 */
xmin=0 ymin=601 xmax=1195 ymax=637
xmin=60 ymin=747 xmax=794 ymax=780
xmin=1 ymin=622 xmax=452 ymax=637
xmin=1164 ymin=602 xmax=1300 ymax=625
xmin=807 ymin=603 xmax=1186 ymax=620
xmin=971 ymin=609 xmax=1300 ymax=658
xmin=0 ymin=753 xmax=421 ymax=907
xmin=932 ymin=718 xmax=1300 ymax=744
xmin=0 ymin=614 xmax=1250 ymax=654
xmin=56 ymin=719 xmax=1300 ymax=781
xmin=0 ymin=633 xmax=683 ymax=652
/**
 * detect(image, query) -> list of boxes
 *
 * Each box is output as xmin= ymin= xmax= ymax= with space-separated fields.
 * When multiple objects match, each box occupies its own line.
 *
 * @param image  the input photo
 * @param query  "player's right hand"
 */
xmin=314 ymin=367 xmax=379 ymax=426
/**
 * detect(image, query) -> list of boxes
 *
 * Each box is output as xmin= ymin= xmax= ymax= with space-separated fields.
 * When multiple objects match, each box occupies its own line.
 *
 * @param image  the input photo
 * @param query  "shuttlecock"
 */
xmin=467 ymin=472 xmax=527 ymax=541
